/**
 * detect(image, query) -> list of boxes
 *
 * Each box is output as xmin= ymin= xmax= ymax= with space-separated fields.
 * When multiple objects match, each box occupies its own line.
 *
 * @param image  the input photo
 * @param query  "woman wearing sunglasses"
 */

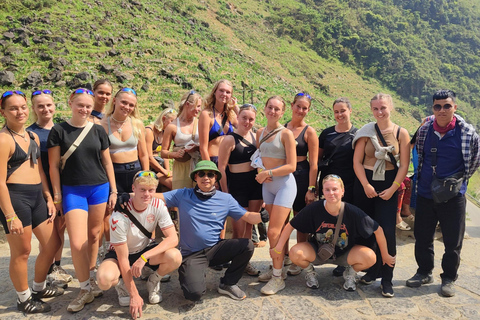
xmin=161 ymin=91 xmax=202 ymax=190
xmin=48 ymin=88 xmax=117 ymax=312
xmin=90 ymin=79 xmax=113 ymax=124
xmin=352 ymin=93 xmax=409 ymax=297
xmin=145 ymin=108 xmax=177 ymax=190
xmin=199 ymin=79 xmax=238 ymax=166
xmin=217 ymin=104 xmax=263 ymax=276
xmin=283 ymin=93 xmax=319 ymax=279
xmin=0 ymin=90 xmax=63 ymax=313
xmin=269 ymin=175 xmax=395 ymax=293
xmin=255 ymin=96 xmax=297 ymax=295
xmin=27 ymin=90 xmax=72 ymax=288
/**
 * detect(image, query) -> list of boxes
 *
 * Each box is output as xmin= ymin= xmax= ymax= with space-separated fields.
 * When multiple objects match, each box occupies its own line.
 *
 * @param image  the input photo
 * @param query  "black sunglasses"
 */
xmin=433 ymin=104 xmax=453 ymax=111
xmin=197 ymin=171 xmax=216 ymax=178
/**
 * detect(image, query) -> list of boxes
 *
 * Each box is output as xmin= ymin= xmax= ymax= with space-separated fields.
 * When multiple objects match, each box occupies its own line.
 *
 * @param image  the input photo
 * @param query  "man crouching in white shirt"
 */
xmin=96 ymin=171 xmax=181 ymax=319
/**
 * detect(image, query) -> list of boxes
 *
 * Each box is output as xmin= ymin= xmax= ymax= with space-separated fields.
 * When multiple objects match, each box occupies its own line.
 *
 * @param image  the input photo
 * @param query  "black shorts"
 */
xmin=227 ymin=169 xmax=263 ymax=207
xmin=293 ymin=160 xmax=310 ymax=212
xmin=113 ymin=160 xmax=141 ymax=193
xmin=0 ymin=183 xmax=48 ymax=234
xmin=104 ymin=242 xmax=159 ymax=271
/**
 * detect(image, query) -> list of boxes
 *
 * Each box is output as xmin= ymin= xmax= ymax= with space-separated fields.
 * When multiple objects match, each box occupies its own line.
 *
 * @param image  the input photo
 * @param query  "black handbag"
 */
xmin=429 ymin=136 xmax=464 ymax=204
xmin=316 ymin=203 xmax=344 ymax=262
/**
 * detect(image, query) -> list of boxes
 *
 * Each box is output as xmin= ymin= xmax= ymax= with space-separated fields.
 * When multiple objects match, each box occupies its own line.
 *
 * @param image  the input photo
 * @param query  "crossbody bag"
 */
xmin=61 ymin=121 xmax=94 ymax=171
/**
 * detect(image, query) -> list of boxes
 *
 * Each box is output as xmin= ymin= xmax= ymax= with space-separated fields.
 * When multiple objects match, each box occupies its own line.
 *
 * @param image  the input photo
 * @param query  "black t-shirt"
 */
xmin=318 ymin=125 xmax=357 ymax=185
xmin=47 ymin=122 xmax=110 ymax=186
xmin=290 ymin=201 xmax=378 ymax=257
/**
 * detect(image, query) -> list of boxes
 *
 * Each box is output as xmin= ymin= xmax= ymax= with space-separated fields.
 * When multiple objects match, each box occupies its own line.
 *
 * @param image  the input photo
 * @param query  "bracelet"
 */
xmin=110 ymin=191 xmax=118 ymax=195
xmin=167 ymin=152 xmax=171 ymax=159
xmin=53 ymin=200 xmax=62 ymax=204
xmin=5 ymin=213 xmax=16 ymax=219
xmin=6 ymin=216 xmax=17 ymax=222
xmin=140 ymin=254 xmax=148 ymax=263
xmin=393 ymin=181 xmax=401 ymax=188
xmin=268 ymin=170 xmax=273 ymax=177
xmin=273 ymin=248 xmax=282 ymax=254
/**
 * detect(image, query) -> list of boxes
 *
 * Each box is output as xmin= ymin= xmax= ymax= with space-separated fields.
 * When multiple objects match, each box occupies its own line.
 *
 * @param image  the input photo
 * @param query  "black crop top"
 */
xmin=228 ymin=132 xmax=257 ymax=165
xmin=7 ymin=129 xmax=39 ymax=180
xmin=285 ymin=123 xmax=309 ymax=157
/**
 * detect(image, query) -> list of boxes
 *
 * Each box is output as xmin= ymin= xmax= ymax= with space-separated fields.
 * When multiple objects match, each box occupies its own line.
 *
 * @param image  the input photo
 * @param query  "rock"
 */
xmin=0 ymin=71 xmax=15 ymax=86
xmin=108 ymin=49 xmax=119 ymax=56
xmin=32 ymin=36 xmax=43 ymax=44
xmin=0 ymin=56 xmax=14 ymax=66
xmin=114 ymin=70 xmax=134 ymax=83
xmin=18 ymin=16 xmax=33 ymax=25
xmin=21 ymin=38 xmax=30 ymax=47
xmin=48 ymin=70 xmax=63 ymax=82
xmin=259 ymin=85 xmax=267 ymax=92
xmin=99 ymin=63 xmax=114 ymax=73
xmin=49 ymin=58 xmax=69 ymax=70
xmin=188 ymin=19 xmax=196 ymax=26
xmin=162 ymin=88 xmax=172 ymax=95
xmin=198 ymin=63 xmax=207 ymax=72
xmin=66 ymin=77 xmax=83 ymax=89
xmin=52 ymin=36 xmax=66 ymax=43
xmin=141 ymin=82 xmax=149 ymax=92
xmin=201 ymin=21 xmax=210 ymax=28
xmin=75 ymin=72 xmax=91 ymax=81
xmin=3 ymin=32 xmax=15 ymax=40
xmin=55 ymin=80 xmax=66 ymax=87
xmin=122 ymin=58 xmax=133 ymax=68
xmin=162 ymin=99 xmax=175 ymax=109
xmin=25 ymin=71 xmax=43 ymax=88
xmin=39 ymin=52 xmax=52 ymax=61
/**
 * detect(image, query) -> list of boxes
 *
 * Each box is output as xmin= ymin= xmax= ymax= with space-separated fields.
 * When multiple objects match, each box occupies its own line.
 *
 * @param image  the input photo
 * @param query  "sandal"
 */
xmin=404 ymin=215 xmax=415 ymax=222
xmin=396 ymin=220 xmax=411 ymax=231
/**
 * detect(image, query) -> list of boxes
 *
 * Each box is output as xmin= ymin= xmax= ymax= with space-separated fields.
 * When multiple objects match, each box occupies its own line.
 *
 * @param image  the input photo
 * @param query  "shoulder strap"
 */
xmin=322 ymin=130 xmax=352 ymax=164
xmin=232 ymin=132 xmax=255 ymax=148
xmin=331 ymin=202 xmax=344 ymax=247
xmin=27 ymin=131 xmax=38 ymax=165
xmin=374 ymin=123 xmax=398 ymax=170
xmin=430 ymin=132 xmax=439 ymax=176
xmin=118 ymin=201 xmax=153 ymax=239
xmin=61 ymin=121 xmax=94 ymax=171
xmin=259 ymin=126 xmax=284 ymax=146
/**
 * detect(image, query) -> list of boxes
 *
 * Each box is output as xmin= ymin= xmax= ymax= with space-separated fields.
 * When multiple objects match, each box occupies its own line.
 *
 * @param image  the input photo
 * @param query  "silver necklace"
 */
xmin=111 ymin=116 xmax=127 ymax=133
xmin=6 ymin=126 xmax=27 ymax=142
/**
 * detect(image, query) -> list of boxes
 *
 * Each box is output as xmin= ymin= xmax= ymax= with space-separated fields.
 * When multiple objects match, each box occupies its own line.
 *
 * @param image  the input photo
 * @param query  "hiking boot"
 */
xmin=381 ymin=281 xmax=394 ymax=298
xmin=146 ymin=273 xmax=162 ymax=304
xmin=218 ymin=282 xmax=246 ymax=300
xmin=406 ymin=272 xmax=434 ymax=288
xmin=258 ymin=266 xmax=287 ymax=282
xmin=32 ymin=282 xmax=65 ymax=299
xmin=343 ymin=266 xmax=357 ymax=291
xmin=305 ymin=269 xmax=319 ymax=289
xmin=90 ymin=277 xmax=103 ymax=297
xmin=115 ymin=279 xmax=130 ymax=307
xmin=67 ymin=289 xmax=94 ymax=312
xmin=260 ymin=276 xmax=285 ymax=295
xmin=17 ymin=296 xmax=51 ymax=314
xmin=332 ymin=265 xmax=346 ymax=277
xmin=287 ymin=263 xmax=302 ymax=276
xmin=244 ymin=263 xmax=260 ymax=276
xmin=441 ymin=278 xmax=455 ymax=297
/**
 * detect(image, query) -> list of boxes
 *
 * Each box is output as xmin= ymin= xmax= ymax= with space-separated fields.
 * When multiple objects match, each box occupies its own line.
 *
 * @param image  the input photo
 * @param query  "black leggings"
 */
xmin=113 ymin=160 xmax=142 ymax=193
xmin=353 ymin=169 xmax=397 ymax=283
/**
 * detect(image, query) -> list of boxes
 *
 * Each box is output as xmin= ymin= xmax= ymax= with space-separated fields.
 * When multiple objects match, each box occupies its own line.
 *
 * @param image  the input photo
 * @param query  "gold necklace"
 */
xmin=6 ymin=126 xmax=27 ymax=142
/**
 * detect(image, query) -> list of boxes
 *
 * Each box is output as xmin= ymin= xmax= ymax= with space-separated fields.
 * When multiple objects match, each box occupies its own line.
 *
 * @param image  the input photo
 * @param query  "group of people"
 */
xmin=0 ymin=79 xmax=479 ymax=318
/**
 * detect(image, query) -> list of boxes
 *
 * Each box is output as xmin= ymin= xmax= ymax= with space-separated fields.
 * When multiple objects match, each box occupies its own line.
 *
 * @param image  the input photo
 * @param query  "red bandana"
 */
xmin=433 ymin=117 xmax=456 ymax=134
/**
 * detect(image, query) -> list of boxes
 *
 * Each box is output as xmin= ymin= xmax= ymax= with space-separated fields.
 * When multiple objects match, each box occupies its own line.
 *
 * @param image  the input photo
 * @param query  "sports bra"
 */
xmin=228 ymin=132 xmax=257 ymax=165
xmin=146 ymin=127 xmax=161 ymax=152
xmin=285 ymin=123 xmax=309 ymax=157
xmin=208 ymin=109 xmax=233 ymax=141
xmin=259 ymin=128 xmax=286 ymax=159
xmin=174 ymin=118 xmax=199 ymax=147
xmin=7 ymin=129 xmax=39 ymax=180
xmin=108 ymin=117 xmax=138 ymax=154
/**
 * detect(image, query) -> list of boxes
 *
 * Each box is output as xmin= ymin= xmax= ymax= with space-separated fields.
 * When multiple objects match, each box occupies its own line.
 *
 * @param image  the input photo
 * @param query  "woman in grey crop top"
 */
xmin=161 ymin=90 xmax=202 ymax=190
xmin=254 ymin=96 xmax=298 ymax=295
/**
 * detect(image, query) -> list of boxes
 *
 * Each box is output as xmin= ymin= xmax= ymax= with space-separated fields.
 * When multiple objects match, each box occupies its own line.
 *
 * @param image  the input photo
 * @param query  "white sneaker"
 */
xmin=244 ymin=263 xmax=260 ymax=276
xmin=305 ymin=269 xmax=319 ymax=289
xmin=260 ymin=276 xmax=285 ymax=295
xmin=146 ymin=273 xmax=162 ymax=304
xmin=140 ymin=266 xmax=155 ymax=280
xmin=90 ymin=277 xmax=103 ymax=297
xmin=287 ymin=263 xmax=302 ymax=276
xmin=258 ymin=266 xmax=287 ymax=282
xmin=67 ymin=289 xmax=94 ymax=312
xmin=343 ymin=265 xmax=357 ymax=291
xmin=283 ymin=255 xmax=292 ymax=266
xmin=115 ymin=279 xmax=130 ymax=307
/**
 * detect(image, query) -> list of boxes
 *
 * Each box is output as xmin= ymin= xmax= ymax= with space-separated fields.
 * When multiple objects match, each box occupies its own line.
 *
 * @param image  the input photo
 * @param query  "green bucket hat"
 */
xmin=190 ymin=160 xmax=222 ymax=180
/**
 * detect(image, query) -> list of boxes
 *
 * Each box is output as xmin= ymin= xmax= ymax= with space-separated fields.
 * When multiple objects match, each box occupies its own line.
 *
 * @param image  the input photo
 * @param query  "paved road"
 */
xmin=1 ymin=203 xmax=480 ymax=319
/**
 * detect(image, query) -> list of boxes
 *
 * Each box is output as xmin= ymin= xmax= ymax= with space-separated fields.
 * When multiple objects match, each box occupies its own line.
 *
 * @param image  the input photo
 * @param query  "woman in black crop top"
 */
xmin=89 ymin=79 xmax=113 ymax=124
xmin=0 ymin=90 xmax=63 ymax=313
xmin=218 ymin=105 xmax=263 ymax=275
xmin=284 ymin=93 xmax=319 ymax=277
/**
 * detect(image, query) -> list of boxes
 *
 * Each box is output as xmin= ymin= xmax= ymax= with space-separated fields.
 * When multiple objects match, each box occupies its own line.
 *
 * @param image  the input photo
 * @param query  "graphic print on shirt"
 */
xmin=314 ymin=221 xmax=348 ymax=249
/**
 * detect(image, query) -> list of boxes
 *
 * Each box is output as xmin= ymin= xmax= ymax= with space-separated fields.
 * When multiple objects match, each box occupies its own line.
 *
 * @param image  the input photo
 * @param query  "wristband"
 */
xmin=268 ymin=170 xmax=273 ymax=177
xmin=6 ymin=216 xmax=17 ymax=222
xmin=393 ymin=181 xmax=401 ymax=188
xmin=110 ymin=191 xmax=118 ymax=195
xmin=140 ymin=254 xmax=148 ymax=263
xmin=273 ymin=248 xmax=282 ymax=254
xmin=53 ymin=200 xmax=62 ymax=204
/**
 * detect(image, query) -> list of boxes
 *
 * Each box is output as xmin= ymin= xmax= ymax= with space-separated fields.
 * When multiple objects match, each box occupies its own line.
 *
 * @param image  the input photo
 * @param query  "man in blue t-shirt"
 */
xmin=153 ymin=160 xmax=264 ymax=301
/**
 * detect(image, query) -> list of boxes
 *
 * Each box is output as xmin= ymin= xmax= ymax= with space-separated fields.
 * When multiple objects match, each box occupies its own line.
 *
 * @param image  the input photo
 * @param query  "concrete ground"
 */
xmin=1 ymin=202 xmax=480 ymax=319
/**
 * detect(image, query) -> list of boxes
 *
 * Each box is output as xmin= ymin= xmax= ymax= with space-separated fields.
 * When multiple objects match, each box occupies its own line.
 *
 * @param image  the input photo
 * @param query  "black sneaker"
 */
xmin=381 ymin=281 xmax=394 ymax=298
xmin=210 ymin=265 xmax=223 ymax=271
xmin=32 ymin=283 xmax=65 ymax=299
xmin=406 ymin=272 xmax=434 ymax=288
xmin=359 ymin=273 xmax=376 ymax=285
xmin=332 ymin=265 xmax=346 ymax=277
xmin=17 ymin=296 xmax=51 ymax=314
xmin=440 ymin=278 xmax=455 ymax=297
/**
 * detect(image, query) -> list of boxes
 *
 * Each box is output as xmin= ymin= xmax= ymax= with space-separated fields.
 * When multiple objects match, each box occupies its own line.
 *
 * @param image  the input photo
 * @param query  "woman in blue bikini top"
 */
xmin=198 ymin=79 xmax=237 ymax=166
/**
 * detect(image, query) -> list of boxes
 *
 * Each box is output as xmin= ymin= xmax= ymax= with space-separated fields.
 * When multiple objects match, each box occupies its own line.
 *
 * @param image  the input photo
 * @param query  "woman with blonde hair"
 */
xmin=352 ymin=93 xmax=409 ymax=297
xmin=198 ymin=79 xmax=237 ymax=166
xmin=161 ymin=90 xmax=202 ymax=189
xmin=145 ymin=108 xmax=177 ymax=189
xmin=48 ymin=88 xmax=117 ymax=312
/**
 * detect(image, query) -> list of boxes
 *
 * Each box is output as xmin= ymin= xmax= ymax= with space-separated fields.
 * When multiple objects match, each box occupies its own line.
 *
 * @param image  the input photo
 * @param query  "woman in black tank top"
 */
xmin=0 ymin=90 xmax=63 ymax=313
